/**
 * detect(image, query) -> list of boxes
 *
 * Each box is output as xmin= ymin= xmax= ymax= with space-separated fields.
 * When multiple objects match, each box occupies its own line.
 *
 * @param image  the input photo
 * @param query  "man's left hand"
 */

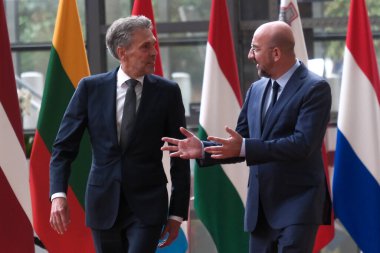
xmin=205 ymin=126 xmax=243 ymax=159
xmin=158 ymin=219 xmax=181 ymax=248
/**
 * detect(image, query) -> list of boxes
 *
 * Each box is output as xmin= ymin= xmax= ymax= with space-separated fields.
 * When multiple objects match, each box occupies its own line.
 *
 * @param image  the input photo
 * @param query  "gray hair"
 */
xmin=105 ymin=15 xmax=152 ymax=60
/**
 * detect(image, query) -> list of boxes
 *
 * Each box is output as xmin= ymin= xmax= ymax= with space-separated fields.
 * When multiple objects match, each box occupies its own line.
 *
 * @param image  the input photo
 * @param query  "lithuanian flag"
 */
xmin=29 ymin=0 xmax=95 ymax=252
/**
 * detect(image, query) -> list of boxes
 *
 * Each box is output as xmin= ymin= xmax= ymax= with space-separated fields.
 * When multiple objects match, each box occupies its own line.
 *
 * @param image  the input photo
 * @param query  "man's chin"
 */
xmin=258 ymin=69 xmax=270 ymax=78
xmin=147 ymin=65 xmax=155 ymax=74
xmin=136 ymin=68 xmax=154 ymax=77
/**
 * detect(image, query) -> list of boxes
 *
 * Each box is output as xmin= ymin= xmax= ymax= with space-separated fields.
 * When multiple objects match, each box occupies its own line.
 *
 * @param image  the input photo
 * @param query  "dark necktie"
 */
xmin=263 ymin=81 xmax=280 ymax=126
xmin=120 ymin=79 xmax=138 ymax=151
xmin=269 ymin=81 xmax=280 ymax=109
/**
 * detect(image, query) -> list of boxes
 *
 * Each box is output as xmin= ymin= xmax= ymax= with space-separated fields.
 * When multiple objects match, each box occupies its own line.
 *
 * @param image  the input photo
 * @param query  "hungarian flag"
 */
xmin=280 ymin=1 xmax=334 ymax=252
xmin=194 ymin=0 xmax=249 ymax=252
xmin=0 ymin=1 xmax=35 ymax=252
xmin=132 ymin=1 xmax=189 ymax=252
xmin=333 ymin=0 xmax=380 ymax=252
xmin=29 ymin=0 xmax=95 ymax=252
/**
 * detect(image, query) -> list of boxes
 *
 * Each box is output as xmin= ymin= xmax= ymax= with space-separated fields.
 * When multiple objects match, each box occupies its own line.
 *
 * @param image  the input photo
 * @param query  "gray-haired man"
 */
xmin=49 ymin=15 xmax=190 ymax=253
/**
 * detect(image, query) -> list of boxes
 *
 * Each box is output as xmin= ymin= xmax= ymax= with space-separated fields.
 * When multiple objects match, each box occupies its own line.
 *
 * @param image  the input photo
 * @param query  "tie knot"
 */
xmin=126 ymin=79 xmax=138 ymax=88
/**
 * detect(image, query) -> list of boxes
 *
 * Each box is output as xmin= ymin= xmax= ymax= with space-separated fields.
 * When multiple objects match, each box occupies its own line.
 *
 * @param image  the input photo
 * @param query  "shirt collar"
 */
xmin=272 ymin=60 xmax=301 ymax=89
xmin=117 ymin=66 xmax=145 ymax=88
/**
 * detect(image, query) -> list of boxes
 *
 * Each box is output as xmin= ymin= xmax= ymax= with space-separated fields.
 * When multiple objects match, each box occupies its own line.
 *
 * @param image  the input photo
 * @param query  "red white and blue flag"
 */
xmin=333 ymin=0 xmax=380 ymax=252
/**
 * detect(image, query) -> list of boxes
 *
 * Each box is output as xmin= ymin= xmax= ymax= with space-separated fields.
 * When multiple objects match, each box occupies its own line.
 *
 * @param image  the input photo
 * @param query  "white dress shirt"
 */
xmin=116 ymin=67 xmax=144 ymax=142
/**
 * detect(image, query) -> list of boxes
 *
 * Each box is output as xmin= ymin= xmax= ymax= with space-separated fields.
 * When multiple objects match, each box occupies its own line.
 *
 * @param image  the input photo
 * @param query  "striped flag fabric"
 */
xmin=194 ymin=0 xmax=249 ymax=252
xmin=333 ymin=0 xmax=380 ymax=252
xmin=0 ymin=1 xmax=35 ymax=252
xmin=131 ymin=1 xmax=189 ymax=252
xmin=29 ymin=0 xmax=95 ymax=252
xmin=280 ymin=1 xmax=334 ymax=252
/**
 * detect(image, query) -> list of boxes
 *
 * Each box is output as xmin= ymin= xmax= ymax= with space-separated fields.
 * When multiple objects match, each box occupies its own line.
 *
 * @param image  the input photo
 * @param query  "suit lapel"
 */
xmin=100 ymin=69 xmax=119 ymax=145
xmin=252 ymin=79 xmax=269 ymax=137
xmin=261 ymin=64 xmax=307 ymax=138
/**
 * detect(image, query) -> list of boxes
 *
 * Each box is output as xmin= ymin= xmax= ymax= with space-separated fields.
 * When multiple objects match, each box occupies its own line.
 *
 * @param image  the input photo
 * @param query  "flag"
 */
xmin=0 ymin=1 xmax=35 ymax=252
xmin=280 ymin=1 xmax=335 ymax=252
xmin=333 ymin=0 xmax=380 ymax=251
xmin=29 ymin=0 xmax=95 ymax=252
xmin=194 ymin=0 xmax=249 ymax=252
xmin=132 ymin=1 xmax=188 ymax=252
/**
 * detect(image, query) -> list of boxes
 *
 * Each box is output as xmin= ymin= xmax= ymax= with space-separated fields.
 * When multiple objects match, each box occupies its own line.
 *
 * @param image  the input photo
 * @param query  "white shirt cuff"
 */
xmin=240 ymin=138 xmax=246 ymax=157
xmin=168 ymin=215 xmax=183 ymax=223
xmin=51 ymin=192 xmax=67 ymax=201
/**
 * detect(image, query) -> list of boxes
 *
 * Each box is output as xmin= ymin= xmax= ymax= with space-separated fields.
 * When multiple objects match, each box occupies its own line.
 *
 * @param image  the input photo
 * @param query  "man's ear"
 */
xmin=116 ymin=46 xmax=126 ymax=60
xmin=272 ymin=47 xmax=281 ymax=62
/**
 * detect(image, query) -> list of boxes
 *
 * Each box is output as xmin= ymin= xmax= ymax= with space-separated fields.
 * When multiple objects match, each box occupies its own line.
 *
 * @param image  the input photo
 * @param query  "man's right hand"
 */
xmin=161 ymin=127 xmax=203 ymax=159
xmin=50 ymin=197 xmax=70 ymax=234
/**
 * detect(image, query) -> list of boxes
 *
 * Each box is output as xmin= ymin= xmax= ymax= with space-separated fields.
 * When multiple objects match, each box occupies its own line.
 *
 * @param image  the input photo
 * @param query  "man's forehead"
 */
xmin=131 ymin=29 xmax=154 ymax=41
xmin=251 ymin=36 xmax=259 ymax=46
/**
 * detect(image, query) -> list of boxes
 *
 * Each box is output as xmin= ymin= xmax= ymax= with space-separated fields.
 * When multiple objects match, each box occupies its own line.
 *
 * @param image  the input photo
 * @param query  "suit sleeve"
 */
xmin=166 ymin=84 xmax=191 ymax=220
xmin=245 ymin=80 xmax=331 ymax=165
xmin=49 ymin=79 xmax=88 ymax=197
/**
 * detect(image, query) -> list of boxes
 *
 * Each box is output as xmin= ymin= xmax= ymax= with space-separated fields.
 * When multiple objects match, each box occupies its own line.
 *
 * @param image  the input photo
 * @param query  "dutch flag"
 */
xmin=333 ymin=0 xmax=380 ymax=252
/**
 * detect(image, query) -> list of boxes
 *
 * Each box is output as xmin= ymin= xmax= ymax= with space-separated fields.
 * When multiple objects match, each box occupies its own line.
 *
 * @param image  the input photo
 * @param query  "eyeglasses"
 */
xmin=249 ymin=45 xmax=257 ymax=53
xmin=249 ymin=45 xmax=274 ymax=54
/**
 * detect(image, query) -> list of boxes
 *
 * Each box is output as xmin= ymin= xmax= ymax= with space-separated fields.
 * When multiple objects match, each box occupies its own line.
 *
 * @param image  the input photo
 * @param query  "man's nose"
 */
xmin=248 ymin=50 xmax=255 ymax=61
xmin=152 ymin=46 xmax=158 ymax=56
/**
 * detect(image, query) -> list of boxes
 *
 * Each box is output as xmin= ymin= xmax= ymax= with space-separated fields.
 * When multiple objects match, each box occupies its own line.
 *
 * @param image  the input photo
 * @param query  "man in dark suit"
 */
xmin=162 ymin=21 xmax=331 ymax=253
xmin=49 ymin=16 xmax=190 ymax=253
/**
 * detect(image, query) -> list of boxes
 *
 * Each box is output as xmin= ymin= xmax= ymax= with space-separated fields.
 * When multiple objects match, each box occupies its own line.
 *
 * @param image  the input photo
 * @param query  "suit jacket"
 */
xmin=201 ymin=63 xmax=332 ymax=232
xmin=50 ymin=67 xmax=190 ymax=230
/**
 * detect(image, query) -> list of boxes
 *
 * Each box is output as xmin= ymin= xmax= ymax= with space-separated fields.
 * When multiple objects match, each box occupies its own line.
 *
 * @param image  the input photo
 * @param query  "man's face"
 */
xmin=120 ymin=28 xmax=157 ymax=77
xmin=247 ymin=33 xmax=275 ymax=78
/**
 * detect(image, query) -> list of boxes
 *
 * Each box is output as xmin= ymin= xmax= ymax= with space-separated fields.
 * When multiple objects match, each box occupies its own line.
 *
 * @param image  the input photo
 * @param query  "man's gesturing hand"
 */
xmin=161 ymin=127 xmax=203 ymax=159
xmin=204 ymin=126 xmax=243 ymax=159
